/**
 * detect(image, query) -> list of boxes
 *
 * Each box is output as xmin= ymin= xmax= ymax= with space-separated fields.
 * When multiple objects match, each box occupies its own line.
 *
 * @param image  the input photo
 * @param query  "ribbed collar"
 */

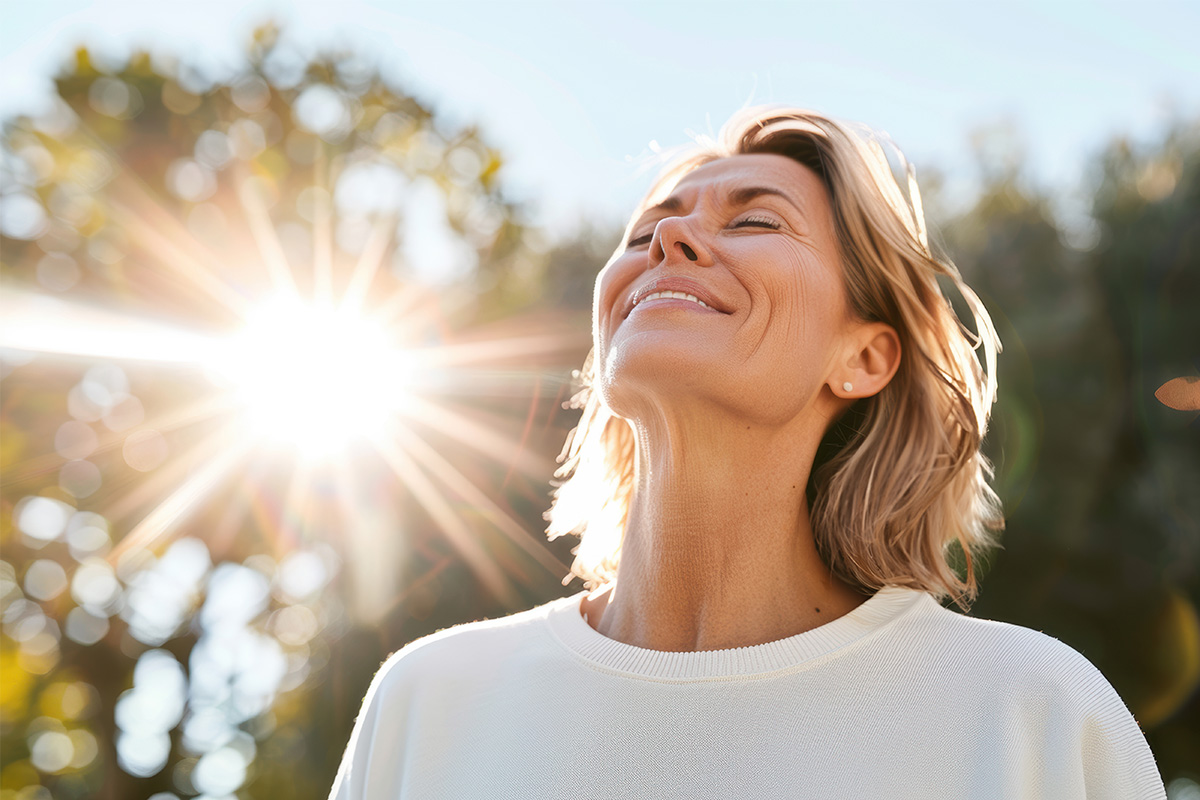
xmin=544 ymin=585 xmax=929 ymax=681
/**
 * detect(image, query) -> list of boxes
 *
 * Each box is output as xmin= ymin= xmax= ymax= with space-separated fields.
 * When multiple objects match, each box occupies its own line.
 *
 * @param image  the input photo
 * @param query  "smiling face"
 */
xmin=594 ymin=153 xmax=856 ymax=428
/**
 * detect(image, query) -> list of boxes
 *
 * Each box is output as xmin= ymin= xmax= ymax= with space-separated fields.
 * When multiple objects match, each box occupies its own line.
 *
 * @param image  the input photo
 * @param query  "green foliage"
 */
xmin=942 ymin=120 xmax=1200 ymax=777
xmin=0 ymin=26 xmax=578 ymax=800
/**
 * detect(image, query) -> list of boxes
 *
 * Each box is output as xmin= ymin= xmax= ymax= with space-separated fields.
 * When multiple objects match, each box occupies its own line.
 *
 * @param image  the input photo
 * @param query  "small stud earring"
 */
xmin=843 ymin=382 xmax=853 ymax=392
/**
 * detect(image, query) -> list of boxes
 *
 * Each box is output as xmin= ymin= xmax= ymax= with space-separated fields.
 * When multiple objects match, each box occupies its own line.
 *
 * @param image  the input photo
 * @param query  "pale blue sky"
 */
xmin=2 ymin=0 xmax=1197 ymax=235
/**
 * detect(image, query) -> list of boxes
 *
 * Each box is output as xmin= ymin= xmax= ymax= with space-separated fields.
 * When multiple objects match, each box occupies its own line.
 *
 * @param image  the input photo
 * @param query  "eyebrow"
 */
xmin=643 ymin=185 xmax=803 ymax=219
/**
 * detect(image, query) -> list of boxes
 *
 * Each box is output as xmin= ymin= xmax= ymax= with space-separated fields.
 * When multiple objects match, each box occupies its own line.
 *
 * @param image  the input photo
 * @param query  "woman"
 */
xmin=328 ymin=107 xmax=1167 ymax=799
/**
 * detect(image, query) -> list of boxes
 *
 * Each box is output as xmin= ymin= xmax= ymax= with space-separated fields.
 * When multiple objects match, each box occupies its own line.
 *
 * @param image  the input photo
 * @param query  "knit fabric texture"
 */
xmin=327 ymin=586 xmax=1166 ymax=799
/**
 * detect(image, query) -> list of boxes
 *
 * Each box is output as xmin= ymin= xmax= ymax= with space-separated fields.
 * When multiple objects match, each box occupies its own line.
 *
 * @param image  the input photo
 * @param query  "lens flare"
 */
xmin=211 ymin=298 xmax=414 ymax=459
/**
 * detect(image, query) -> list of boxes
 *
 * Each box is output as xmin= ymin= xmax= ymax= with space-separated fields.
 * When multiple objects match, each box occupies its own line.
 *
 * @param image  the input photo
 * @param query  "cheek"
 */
xmin=781 ymin=252 xmax=815 ymax=345
xmin=795 ymin=277 xmax=850 ymax=385
xmin=749 ymin=256 xmax=846 ymax=376
xmin=593 ymin=256 xmax=637 ymax=338
xmin=591 ymin=272 xmax=606 ymax=338
xmin=594 ymin=264 xmax=617 ymax=315
xmin=742 ymin=251 xmax=817 ymax=346
xmin=592 ymin=271 xmax=613 ymax=351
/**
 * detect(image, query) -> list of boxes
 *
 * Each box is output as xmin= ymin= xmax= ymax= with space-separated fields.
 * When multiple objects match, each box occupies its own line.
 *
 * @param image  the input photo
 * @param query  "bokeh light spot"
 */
xmin=269 ymin=604 xmax=319 ymax=646
xmin=16 ymin=497 xmax=73 ymax=542
xmin=88 ymin=77 xmax=142 ymax=119
xmin=192 ymin=746 xmax=247 ymax=795
xmin=166 ymin=159 xmax=217 ymax=203
xmin=123 ymin=429 xmax=168 ymax=471
xmin=82 ymin=364 xmax=129 ymax=407
xmin=116 ymin=730 xmax=171 ymax=777
xmin=18 ymin=630 xmax=61 ymax=675
xmin=12 ymin=782 xmax=53 ymax=800
xmin=232 ymin=75 xmax=271 ymax=113
xmin=29 ymin=730 xmax=74 ymax=773
xmin=23 ymin=560 xmax=68 ymax=601
xmin=195 ymin=129 xmax=233 ymax=170
xmin=68 ymin=729 xmax=98 ymax=769
xmin=3 ymin=599 xmax=44 ymax=635
xmin=0 ymin=192 xmax=49 ymax=239
xmin=200 ymin=564 xmax=269 ymax=630
xmin=293 ymin=84 xmax=349 ymax=139
xmin=102 ymin=393 xmax=145 ymax=432
xmin=121 ymin=538 xmax=210 ymax=645
xmin=54 ymin=420 xmax=98 ymax=460
xmin=59 ymin=459 xmax=102 ymax=498
xmin=66 ymin=511 xmax=111 ymax=560
xmin=71 ymin=558 xmax=121 ymax=613
xmin=114 ymin=652 xmax=187 ymax=736
xmin=60 ymin=682 xmax=99 ymax=720
xmin=181 ymin=707 xmax=235 ymax=754
xmin=276 ymin=550 xmax=329 ymax=602
xmin=65 ymin=607 xmax=109 ymax=645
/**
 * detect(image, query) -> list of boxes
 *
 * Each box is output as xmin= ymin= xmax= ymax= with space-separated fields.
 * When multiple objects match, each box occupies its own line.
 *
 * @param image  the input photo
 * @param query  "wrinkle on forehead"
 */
xmin=632 ymin=154 xmax=831 ymax=233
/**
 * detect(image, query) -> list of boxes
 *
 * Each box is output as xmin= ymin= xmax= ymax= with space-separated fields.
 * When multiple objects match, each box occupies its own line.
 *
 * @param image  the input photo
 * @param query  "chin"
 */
xmin=598 ymin=335 xmax=733 ymax=415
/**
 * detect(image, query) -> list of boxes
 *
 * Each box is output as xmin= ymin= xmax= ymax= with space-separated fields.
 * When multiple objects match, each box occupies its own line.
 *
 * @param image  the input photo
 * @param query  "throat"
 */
xmin=580 ymin=586 xmax=614 ymax=631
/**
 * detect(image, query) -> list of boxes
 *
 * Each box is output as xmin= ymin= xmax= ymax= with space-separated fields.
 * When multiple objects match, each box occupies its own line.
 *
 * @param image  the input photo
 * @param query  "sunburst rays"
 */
xmin=2 ymin=106 xmax=586 ymax=612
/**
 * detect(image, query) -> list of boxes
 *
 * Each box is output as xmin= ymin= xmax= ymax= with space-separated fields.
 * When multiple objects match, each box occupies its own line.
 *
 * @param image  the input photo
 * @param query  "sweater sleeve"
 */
xmin=326 ymin=651 xmax=410 ymax=800
xmin=1074 ymin=657 xmax=1167 ymax=800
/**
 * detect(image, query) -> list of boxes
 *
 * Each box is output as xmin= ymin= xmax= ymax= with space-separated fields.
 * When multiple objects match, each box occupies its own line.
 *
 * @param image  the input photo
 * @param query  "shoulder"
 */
xmin=366 ymin=595 xmax=564 ymax=696
xmin=898 ymin=594 xmax=1121 ymax=709
xmin=899 ymin=596 xmax=1165 ymax=798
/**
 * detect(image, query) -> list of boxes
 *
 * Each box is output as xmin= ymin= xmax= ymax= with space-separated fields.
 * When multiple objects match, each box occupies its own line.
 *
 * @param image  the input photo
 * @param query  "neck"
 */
xmin=584 ymin=405 xmax=869 ymax=652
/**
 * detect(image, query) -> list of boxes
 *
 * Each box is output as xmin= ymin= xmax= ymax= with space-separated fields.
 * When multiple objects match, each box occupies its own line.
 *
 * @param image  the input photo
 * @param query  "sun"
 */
xmin=0 ymin=59 xmax=591 ymax=612
xmin=211 ymin=297 xmax=415 ymax=460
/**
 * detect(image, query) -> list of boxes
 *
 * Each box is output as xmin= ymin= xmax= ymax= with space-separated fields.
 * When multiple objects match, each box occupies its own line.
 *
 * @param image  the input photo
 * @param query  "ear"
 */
xmin=834 ymin=321 xmax=901 ymax=399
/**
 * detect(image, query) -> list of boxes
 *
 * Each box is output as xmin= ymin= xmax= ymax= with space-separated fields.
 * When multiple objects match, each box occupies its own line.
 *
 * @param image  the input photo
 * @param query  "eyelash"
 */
xmin=626 ymin=215 xmax=780 ymax=248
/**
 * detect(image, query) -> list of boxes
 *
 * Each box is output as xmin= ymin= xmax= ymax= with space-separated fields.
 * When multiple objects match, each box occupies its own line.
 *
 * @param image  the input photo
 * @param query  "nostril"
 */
xmin=679 ymin=242 xmax=698 ymax=261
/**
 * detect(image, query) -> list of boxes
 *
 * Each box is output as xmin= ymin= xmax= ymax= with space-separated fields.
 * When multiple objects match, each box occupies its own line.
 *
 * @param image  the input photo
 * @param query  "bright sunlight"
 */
xmin=212 ymin=297 xmax=414 ymax=459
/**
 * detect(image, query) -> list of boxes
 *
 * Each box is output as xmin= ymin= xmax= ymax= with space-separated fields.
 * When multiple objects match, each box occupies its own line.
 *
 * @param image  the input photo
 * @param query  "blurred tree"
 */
xmin=2 ymin=22 xmax=1197 ymax=797
xmin=1084 ymin=123 xmax=1200 ymax=774
xmin=527 ymin=222 xmax=623 ymax=313
xmin=940 ymin=120 xmax=1200 ymax=784
xmin=0 ymin=23 xmax=586 ymax=800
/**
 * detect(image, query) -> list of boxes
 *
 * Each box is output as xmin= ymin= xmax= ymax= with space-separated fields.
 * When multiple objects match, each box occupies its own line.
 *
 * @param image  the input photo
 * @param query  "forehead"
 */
xmin=644 ymin=153 xmax=828 ymax=216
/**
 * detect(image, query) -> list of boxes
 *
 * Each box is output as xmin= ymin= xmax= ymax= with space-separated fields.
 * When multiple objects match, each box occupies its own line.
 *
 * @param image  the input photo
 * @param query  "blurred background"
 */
xmin=0 ymin=1 xmax=1197 ymax=798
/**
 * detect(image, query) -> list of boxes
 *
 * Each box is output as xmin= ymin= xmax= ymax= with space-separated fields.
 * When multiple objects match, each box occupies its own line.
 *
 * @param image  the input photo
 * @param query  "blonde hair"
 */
xmin=546 ymin=106 xmax=1005 ymax=611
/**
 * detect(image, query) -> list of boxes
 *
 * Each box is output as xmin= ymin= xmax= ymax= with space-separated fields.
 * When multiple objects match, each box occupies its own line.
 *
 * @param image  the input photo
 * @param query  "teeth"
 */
xmin=635 ymin=291 xmax=709 ymax=309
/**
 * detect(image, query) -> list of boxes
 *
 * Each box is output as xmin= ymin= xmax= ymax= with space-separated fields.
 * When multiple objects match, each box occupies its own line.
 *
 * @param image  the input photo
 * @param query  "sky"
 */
xmin=2 ymin=0 xmax=1198 ymax=237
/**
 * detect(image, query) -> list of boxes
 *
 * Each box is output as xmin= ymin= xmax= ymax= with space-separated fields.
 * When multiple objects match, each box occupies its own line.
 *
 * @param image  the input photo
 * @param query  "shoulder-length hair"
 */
xmin=546 ymin=106 xmax=1005 ymax=611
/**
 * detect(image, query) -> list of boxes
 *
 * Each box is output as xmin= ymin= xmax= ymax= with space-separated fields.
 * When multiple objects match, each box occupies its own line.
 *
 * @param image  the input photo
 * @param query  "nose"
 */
xmin=650 ymin=215 xmax=712 ymax=268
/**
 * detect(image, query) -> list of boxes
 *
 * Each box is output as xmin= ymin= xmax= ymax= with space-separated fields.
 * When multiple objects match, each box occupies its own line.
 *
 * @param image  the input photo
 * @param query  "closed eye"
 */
xmin=734 ymin=215 xmax=780 ymax=230
xmin=625 ymin=215 xmax=780 ymax=248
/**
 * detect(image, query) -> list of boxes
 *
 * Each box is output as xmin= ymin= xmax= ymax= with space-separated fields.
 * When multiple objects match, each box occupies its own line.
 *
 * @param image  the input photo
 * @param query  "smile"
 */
xmin=632 ymin=291 xmax=710 ymax=309
xmin=623 ymin=277 xmax=729 ymax=318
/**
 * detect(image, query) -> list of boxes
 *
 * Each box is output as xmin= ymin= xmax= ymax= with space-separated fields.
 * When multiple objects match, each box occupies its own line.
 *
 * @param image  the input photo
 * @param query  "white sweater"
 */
xmin=327 ymin=586 xmax=1166 ymax=799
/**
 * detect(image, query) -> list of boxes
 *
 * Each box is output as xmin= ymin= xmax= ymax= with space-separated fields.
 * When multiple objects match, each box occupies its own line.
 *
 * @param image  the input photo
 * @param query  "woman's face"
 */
xmin=594 ymin=153 xmax=855 ymax=427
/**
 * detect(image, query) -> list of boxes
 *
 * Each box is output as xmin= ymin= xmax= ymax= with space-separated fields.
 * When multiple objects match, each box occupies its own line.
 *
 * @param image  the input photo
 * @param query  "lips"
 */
xmin=623 ymin=277 xmax=730 ymax=318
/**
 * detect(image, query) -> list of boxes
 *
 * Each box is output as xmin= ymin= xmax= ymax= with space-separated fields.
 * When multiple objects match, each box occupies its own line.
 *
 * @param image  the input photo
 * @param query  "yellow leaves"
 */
xmin=0 ymin=645 xmax=35 ymax=721
xmin=0 ymin=758 xmax=40 ymax=791
xmin=480 ymin=150 xmax=503 ymax=190
xmin=37 ymin=680 xmax=99 ymax=722
xmin=70 ymin=47 xmax=100 ymax=80
xmin=0 ymin=427 xmax=28 ymax=481
xmin=254 ymin=147 xmax=290 ymax=181
xmin=250 ymin=22 xmax=282 ymax=59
